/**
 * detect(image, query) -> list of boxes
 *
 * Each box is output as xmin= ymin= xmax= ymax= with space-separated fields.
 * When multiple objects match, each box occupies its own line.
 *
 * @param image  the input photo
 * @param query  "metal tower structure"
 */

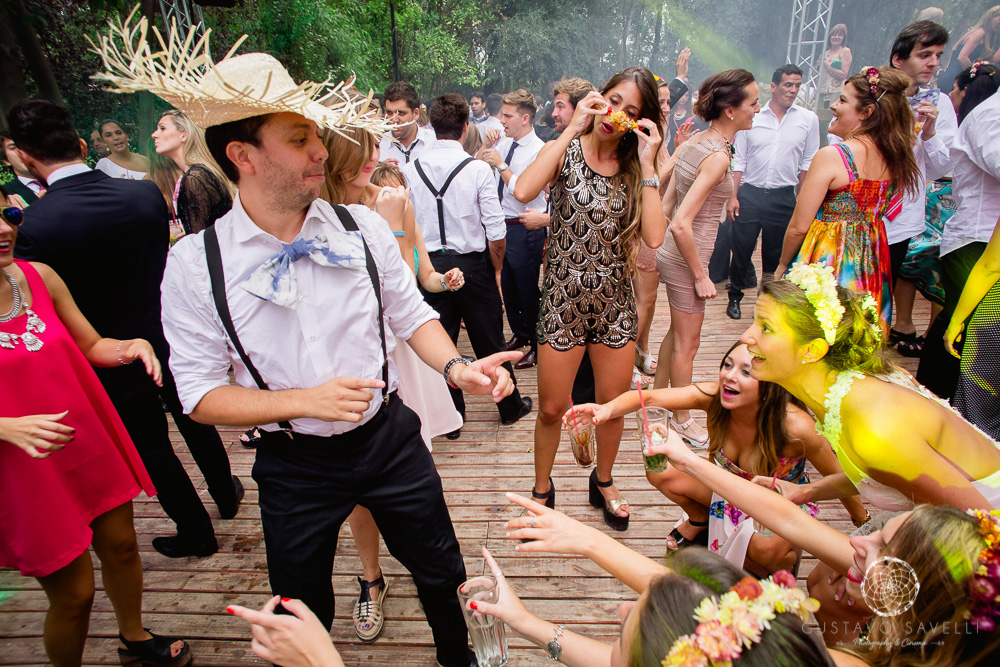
xmin=786 ymin=0 xmax=834 ymax=109
xmin=158 ymin=0 xmax=210 ymax=59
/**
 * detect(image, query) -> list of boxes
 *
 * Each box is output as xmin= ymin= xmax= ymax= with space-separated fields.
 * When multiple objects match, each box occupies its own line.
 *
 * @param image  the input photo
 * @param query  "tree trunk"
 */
xmin=621 ymin=0 xmax=637 ymax=69
xmin=650 ymin=3 xmax=663 ymax=72
xmin=6 ymin=0 xmax=62 ymax=105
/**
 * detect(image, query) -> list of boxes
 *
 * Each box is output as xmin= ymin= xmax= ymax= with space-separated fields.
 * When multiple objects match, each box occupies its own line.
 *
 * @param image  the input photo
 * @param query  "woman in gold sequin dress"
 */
xmin=514 ymin=67 xmax=666 ymax=531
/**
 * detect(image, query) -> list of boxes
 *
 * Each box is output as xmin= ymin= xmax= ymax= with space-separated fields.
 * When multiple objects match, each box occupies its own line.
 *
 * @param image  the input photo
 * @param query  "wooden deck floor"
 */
xmin=0 ymin=279 xmax=929 ymax=666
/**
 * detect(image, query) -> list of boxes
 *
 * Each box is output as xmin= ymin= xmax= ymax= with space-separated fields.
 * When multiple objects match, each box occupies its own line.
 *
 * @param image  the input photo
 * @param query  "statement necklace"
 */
xmin=0 ymin=269 xmax=46 ymax=352
xmin=708 ymin=124 xmax=735 ymax=170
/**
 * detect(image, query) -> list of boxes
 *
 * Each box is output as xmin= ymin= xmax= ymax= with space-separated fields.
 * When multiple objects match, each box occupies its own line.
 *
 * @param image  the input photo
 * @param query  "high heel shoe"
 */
xmin=588 ymin=469 xmax=629 ymax=531
xmin=521 ymin=478 xmax=556 ymax=543
xmin=665 ymin=517 xmax=709 ymax=553
xmin=118 ymin=629 xmax=192 ymax=666
xmin=670 ymin=416 xmax=709 ymax=449
xmin=634 ymin=346 xmax=657 ymax=374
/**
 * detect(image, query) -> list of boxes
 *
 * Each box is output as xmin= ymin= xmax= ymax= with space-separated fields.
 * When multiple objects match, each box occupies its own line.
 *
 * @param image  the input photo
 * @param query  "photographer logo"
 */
xmin=861 ymin=556 xmax=920 ymax=617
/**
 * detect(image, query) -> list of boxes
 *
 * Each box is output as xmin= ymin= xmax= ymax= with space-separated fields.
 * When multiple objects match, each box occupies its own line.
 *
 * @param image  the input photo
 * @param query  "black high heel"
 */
xmin=665 ymin=518 xmax=709 ymax=552
xmin=118 ymin=629 xmax=192 ymax=666
xmin=589 ymin=469 xmax=629 ymax=532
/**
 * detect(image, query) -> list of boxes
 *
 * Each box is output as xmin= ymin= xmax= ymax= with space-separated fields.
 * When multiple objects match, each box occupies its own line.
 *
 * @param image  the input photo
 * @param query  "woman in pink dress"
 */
xmin=0 ymin=189 xmax=190 ymax=666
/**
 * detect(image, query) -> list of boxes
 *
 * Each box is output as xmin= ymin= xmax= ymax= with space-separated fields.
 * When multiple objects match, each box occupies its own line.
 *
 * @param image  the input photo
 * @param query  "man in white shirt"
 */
xmin=163 ymin=107 xmax=517 ymax=666
xmin=478 ymin=89 xmax=547 ymax=369
xmin=1 ymin=134 xmax=43 ymax=204
xmin=476 ymin=92 xmax=504 ymax=140
xmin=884 ymin=21 xmax=956 ymax=355
xmin=403 ymin=93 xmax=533 ymax=434
xmin=379 ymin=81 xmax=435 ymax=166
xmin=724 ymin=64 xmax=819 ymax=319
xmin=469 ymin=91 xmax=488 ymax=126
xmin=918 ymin=87 xmax=1000 ymax=398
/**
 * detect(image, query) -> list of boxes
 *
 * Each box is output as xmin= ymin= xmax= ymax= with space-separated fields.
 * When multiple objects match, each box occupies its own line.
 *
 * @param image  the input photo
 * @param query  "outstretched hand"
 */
xmin=463 ymin=547 xmax=533 ymax=634
xmin=504 ymin=492 xmax=599 ymax=555
xmin=561 ymin=402 xmax=612 ymax=428
xmin=226 ymin=596 xmax=344 ymax=667
xmin=452 ymin=352 xmax=521 ymax=401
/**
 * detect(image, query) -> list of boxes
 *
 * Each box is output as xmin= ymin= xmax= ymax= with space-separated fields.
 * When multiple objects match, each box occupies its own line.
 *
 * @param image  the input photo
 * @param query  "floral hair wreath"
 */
xmin=663 ymin=570 xmax=820 ymax=666
xmin=862 ymin=66 xmax=880 ymax=95
xmin=786 ymin=263 xmax=845 ymax=345
xmin=970 ymin=60 xmax=993 ymax=79
xmin=966 ymin=509 xmax=1000 ymax=632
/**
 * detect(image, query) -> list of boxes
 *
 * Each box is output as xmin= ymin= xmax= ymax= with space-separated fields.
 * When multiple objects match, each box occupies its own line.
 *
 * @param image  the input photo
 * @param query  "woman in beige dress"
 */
xmin=654 ymin=69 xmax=759 ymax=447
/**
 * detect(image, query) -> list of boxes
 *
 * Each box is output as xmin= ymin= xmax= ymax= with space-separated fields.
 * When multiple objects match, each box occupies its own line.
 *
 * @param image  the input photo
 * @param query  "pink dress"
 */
xmin=0 ymin=261 xmax=154 ymax=577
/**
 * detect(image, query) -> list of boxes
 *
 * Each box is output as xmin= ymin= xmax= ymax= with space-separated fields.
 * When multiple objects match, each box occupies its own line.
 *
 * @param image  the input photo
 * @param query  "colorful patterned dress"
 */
xmin=794 ymin=143 xmax=894 ymax=322
xmin=707 ymin=448 xmax=819 ymax=570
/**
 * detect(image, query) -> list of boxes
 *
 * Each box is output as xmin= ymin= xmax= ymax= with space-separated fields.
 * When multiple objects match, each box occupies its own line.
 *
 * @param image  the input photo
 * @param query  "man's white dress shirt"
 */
xmin=732 ymin=100 xmax=819 ymax=189
xmin=944 ymin=89 xmax=1000 ymax=257
xmin=476 ymin=115 xmax=504 ymax=141
xmin=379 ymin=126 xmax=436 ymax=165
xmin=494 ymin=130 xmax=546 ymax=218
xmin=160 ymin=194 xmax=437 ymax=436
xmin=44 ymin=163 xmax=92 ymax=184
xmin=884 ymin=89 xmax=958 ymax=246
xmin=401 ymin=140 xmax=506 ymax=254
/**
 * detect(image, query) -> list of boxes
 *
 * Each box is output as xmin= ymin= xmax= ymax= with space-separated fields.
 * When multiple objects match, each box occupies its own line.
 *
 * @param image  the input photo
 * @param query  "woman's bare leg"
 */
xmin=634 ymin=269 xmax=660 ymax=364
xmin=532 ymin=343 xmax=587 ymax=496
xmin=36 ymin=552 xmax=95 ymax=667
xmin=589 ymin=341 xmax=639 ymax=516
xmin=348 ymin=506 xmax=383 ymax=589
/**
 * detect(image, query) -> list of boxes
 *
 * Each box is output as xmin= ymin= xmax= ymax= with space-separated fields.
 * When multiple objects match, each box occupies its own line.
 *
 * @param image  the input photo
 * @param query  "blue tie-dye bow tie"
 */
xmin=241 ymin=232 xmax=367 ymax=308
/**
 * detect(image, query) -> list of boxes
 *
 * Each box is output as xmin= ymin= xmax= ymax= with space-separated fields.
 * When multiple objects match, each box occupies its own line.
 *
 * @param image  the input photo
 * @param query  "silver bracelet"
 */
xmin=641 ymin=175 xmax=659 ymax=188
xmin=546 ymin=624 xmax=564 ymax=661
xmin=440 ymin=274 xmax=450 ymax=292
xmin=442 ymin=356 xmax=475 ymax=388
xmin=115 ymin=339 xmax=128 ymax=365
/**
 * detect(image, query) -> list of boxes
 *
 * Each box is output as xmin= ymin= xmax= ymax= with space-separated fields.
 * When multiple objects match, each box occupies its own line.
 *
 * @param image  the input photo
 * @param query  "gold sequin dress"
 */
xmin=538 ymin=138 xmax=636 ymax=350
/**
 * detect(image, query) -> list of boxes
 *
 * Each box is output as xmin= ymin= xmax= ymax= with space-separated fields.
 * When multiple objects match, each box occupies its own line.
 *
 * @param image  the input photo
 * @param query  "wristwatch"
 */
xmin=546 ymin=625 xmax=564 ymax=661
xmin=497 ymin=163 xmax=509 ymax=172
xmin=641 ymin=175 xmax=659 ymax=188
xmin=443 ymin=356 xmax=476 ymax=388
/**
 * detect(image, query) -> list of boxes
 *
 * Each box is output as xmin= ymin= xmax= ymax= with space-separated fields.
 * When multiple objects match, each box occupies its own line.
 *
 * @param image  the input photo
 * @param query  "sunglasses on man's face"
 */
xmin=1 ymin=207 xmax=24 ymax=226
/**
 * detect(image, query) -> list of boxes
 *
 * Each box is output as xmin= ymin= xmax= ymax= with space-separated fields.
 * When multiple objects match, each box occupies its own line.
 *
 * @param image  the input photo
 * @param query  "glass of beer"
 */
xmin=568 ymin=421 xmax=595 ymax=467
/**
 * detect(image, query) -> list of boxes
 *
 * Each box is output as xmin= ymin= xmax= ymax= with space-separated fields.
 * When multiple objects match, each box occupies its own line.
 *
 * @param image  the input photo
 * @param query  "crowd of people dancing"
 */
xmin=2 ymin=6 xmax=1000 ymax=667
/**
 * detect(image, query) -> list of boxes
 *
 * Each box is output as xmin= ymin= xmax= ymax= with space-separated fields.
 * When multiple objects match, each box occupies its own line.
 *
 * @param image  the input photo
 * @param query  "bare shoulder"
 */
xmin=829 ymin=649 xmax=869 ymax=667
xmin=784 ymin=403 xmax=818 ymax=441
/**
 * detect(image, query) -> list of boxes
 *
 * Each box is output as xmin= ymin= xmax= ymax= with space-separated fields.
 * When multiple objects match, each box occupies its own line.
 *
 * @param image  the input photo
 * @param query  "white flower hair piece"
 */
xmin=859 ymin=294 xmax=882 ymax=342
xmin=786 ymin=263 xmax=845 ymax=345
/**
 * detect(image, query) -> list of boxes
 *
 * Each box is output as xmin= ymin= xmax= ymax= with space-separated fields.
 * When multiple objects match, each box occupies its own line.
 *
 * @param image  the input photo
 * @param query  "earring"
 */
xmin=728 ymin=113 xmax=733 ymax=120
xmin=801 ymin=359 xmax=807 ymax=364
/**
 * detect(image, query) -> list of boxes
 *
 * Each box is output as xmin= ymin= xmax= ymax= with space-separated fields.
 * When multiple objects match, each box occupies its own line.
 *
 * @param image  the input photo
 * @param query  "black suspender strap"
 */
xmin=412 ymin=157 xmax=475 ymax=252
xmin=332 ymin=205 xmax=390 ymax=403
xmin=204 ymin=225 xmax=292 ymax=430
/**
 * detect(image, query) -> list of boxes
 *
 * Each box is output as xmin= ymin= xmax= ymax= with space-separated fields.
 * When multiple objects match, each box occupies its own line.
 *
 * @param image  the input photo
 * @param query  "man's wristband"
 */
xmin=443 ymin=356 xmax=476 ymax=388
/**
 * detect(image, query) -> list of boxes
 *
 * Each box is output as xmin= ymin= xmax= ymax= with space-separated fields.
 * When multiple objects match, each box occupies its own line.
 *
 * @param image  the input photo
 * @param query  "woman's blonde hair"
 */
xmin=319 ymin=126 xmax=378 ymax=206
xmin=159 ymin=110 xmax=236 ymax=199
xmin=965 ymin=6 xmax=1000 ymax=60
xmin=850 ymin=505 xmax=1000 ymax=666
xmin=828 ymin=23 xmax=848 ymax=47
xmin=370 ymin=162 xmax=406 ymax=188
xmin=462 ymin=125 xmax=483 ymax=156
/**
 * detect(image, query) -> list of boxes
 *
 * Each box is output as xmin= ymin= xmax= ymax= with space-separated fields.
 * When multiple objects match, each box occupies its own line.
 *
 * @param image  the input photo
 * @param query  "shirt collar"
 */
xmin=46 ymin=162 xmax=91 ymax=185
xmin=230 ymin=191 xmax=331 ymax=245
xmin=510 ymin=129 xmax=537 ymax=146
xmin=763 ymin=99 xmax=797 ymax=117
xmin=433 ymin=139 xmax=465 ymax=151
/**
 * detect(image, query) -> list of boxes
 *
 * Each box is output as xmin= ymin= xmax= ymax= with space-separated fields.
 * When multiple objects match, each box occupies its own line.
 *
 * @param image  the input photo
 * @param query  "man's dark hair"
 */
xmin=890 ymin=21 xmax=949 ymax=66
xmin=470 ymin=91 xmax=486 ymax=104
xmin=204 ymin=114 xmax=271 ymax=183
xmin=384 ymin=81 xmax=420 ymax=110
xmin=485 ymin=92 xmax=503 ymax=116
xmin=429 ymin=93 xmax=469 ymax=140
xmin=772 ymin=64 xmax=803 ymax=85
xmin=6 ymin=99 xmax=83 ymax=164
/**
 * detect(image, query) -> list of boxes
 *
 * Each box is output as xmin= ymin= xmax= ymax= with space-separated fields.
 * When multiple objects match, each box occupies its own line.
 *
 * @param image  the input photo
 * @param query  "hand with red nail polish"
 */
xmin=225 ymin=595 xmax=345 ymax=667
xmin=469 ymin=601 xmax=478 ymax=610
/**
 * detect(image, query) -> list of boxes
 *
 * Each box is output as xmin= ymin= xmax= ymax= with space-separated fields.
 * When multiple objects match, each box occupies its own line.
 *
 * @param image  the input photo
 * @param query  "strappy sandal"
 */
xmin=521 ymin=478 xmax=555 ymax=543
xmin=353 ymin=572 xmax=389 ymax=643
xmin=235 ymin=426 xmax=262 ymax=449
xmin=589 ymin=469 xmax=629 ymax=532
xmin=896 ymin=333 xmax=925 ymax=358
xmin=670 ymin=416 xmax=709 ymax=449
xmin=632 ymin=367 xmax=650 ymax=387
xmin=118 ymin=629 xmax=192 ymax=666
xmin=665 ymin=517 xmax=709 ymax=553
xmin=635 ymin=346 xmax=657 ymax=374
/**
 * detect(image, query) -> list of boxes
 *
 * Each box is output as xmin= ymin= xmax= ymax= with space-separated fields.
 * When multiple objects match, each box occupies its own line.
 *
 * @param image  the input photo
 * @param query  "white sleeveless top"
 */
xmin=94 ymin=158 xmax=146 ymax=180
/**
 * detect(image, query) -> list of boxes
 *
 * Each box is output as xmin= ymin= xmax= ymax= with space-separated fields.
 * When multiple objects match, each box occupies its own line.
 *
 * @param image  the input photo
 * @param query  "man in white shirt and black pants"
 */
xmin=725 ymin=64 xmax=819 ymax=319
xmin=380 ymin=81 xmax=436 ymax=166
xmin=404 ymin=93 xmax=533 ymax=435
xmin=478 ymin=89 xmax=547 ymax=370
xmin=161 ymin=99 xmax=518 ymax=665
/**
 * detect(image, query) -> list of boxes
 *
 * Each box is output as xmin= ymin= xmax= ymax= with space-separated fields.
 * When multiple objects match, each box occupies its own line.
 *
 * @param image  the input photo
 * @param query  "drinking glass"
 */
xmin=568 ymin=421 xmax=595 ymax=467
xmin=637 ymin=407 xmax=668 ymax=473
xmin=457 ymin=576 xmax=508 ymax=667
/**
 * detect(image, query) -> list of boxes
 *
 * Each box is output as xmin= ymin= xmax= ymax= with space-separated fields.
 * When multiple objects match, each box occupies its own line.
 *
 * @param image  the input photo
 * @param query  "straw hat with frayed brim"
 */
xmin=87 ymin=5 xmax=391 ymax=139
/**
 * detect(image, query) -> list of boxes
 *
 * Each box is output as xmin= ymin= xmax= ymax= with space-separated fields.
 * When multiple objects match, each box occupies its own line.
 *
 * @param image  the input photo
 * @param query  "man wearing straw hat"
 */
xmin=91 ymin=10 xmax=519 ymax=665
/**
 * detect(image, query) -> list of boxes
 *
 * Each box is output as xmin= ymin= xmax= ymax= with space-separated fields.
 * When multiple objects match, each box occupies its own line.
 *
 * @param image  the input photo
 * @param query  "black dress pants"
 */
xmin=254 ymin=397 xmax=473 ymax=667
xmin=423 ymin=249 xmax=524 ymax=422
xmin=110 ymin=389 xmax=215 ymax=540
xmin=500 ymin=222 xmax=546 ymax=349
xmin=729 ymin=184 xmax=795 ymax=294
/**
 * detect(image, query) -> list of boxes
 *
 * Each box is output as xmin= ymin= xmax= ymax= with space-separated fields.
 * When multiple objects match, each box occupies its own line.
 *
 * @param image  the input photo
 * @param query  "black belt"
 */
xmin=428 ymin=248 xmax=463 ymax=256
xmin=259 ymin=392 xmax=398 ymax=446
xmin=504 ymin=217 xmax=522 ymax=225
xmin=744 ymin=183 xmax=796 ymax=194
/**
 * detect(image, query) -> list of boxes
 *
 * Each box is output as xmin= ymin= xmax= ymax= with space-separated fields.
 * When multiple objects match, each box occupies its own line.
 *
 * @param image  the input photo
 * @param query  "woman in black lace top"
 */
xmin=151 ymin=110 xmax=236 ymax=236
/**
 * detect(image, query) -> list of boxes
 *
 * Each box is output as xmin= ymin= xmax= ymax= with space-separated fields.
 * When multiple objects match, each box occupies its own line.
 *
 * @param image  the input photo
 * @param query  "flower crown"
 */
xmin=786 ymin=263 xmax=845 ymax=345
xmin=970 ymin=60 xmax=993 ymax=79
xmin=966 ymin=509 xmax=1000 ymax=632
xmin=862 ymin=66 xmax=880 ymax=95
xmin=663 ymin=570 xmax=820 ymax=666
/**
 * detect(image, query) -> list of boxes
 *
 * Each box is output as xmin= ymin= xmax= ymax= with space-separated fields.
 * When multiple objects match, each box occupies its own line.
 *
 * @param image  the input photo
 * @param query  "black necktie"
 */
xmin=401 ymin=141 xmax=416 ymax=164
xmin=498 ymin=142 xmax=517 ymax=201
